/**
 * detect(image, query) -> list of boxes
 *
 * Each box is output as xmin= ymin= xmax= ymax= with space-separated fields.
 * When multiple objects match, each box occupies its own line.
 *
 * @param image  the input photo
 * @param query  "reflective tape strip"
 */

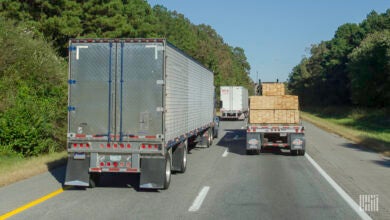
xmin=89 ymin=168 xmax=102 ymax=172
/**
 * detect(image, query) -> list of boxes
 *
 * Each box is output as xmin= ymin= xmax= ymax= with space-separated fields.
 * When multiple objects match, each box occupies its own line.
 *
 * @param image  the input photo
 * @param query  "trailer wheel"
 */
xmin=178 ymin=142 xmax=188 ymax=173
xmin=163 ymin=153 xmax=172 ymax=189
xmin=299 ymin=150 xmax=305 ymax=156
xmin=89 ymin=173 xmax=100 ymax=188
xmin=213 ymin=128 xmax=218 ymax=138
xmin=208 ymin=129 xmax=213 ymax=146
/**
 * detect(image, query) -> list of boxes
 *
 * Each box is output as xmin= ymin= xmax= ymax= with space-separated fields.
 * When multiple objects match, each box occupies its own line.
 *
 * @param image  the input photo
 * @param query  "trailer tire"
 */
xmin=89 ymin=173 xmax=100 ymax=188
xmin=178 ymin=142 xmax=188 ymax=173
xmin=163 ymin=153 xmax=172 ymax=190
xmin=299 ymin=150 xmax=305 ymax=156
xmin=213 ymin=129 xmax=218 ymax=138
xmin=208 ymin=129 xmax=213 ymax=146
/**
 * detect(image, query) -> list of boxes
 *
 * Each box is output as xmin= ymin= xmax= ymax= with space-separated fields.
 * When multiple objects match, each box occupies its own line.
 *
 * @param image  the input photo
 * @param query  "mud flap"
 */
xmin=64 ymin=154 xmax=90 ymax=187
xmin=139 ymin=157 xmax=165 ymax=189
xmin=246 ymin=132 xmax=261 ymax=150
xmin=289 ymin=134 xmax=305 ymax=150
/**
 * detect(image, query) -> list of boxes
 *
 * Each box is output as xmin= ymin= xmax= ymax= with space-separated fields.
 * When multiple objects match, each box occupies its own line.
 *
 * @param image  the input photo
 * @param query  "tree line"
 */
xmin=0 ymin=0 xmax=253 ymax=157
xmin=0 ymin=0 xmax=253 ymax=93
xmin=288 ymin=10 xmax=390 ymax=108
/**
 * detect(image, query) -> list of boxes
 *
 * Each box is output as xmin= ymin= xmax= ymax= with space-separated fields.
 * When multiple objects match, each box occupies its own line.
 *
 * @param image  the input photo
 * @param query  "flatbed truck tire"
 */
xmin=291 ymin=150 xmax=298 ymax=156
xmin=246 ymin=149 xmax=260 ymax=155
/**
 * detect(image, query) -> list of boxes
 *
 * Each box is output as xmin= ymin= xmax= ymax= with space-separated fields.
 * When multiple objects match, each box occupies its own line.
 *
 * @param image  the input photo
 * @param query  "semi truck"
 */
xmin=220 ymin=86 xmax=248 ymax=120
xmin=246 ymin=83 xmax=305 ymax=155
xmin=65 ymin=38 xmax=218 ymax=189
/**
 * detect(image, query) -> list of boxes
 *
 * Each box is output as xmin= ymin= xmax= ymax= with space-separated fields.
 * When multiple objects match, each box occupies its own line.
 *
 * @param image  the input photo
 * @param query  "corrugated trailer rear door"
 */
xmin=118 ymin=42 xmax=164 ymax=140
xmin=68 ymin=42 xmax=115 ymax=138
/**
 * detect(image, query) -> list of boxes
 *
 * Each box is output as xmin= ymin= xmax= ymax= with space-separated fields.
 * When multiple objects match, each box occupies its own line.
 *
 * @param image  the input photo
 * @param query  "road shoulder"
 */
xmin=304 ymin=120 xmax=390 ymax=220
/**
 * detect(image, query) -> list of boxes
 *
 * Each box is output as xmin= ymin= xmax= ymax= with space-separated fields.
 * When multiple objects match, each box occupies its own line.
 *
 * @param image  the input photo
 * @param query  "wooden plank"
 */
xmin=261 ymin=83 xmax=285 ymax=96
xmin=249 ymin=109 xmax=300 ymax=124
xmin=250 ymin=95 xmax=298 ymax=110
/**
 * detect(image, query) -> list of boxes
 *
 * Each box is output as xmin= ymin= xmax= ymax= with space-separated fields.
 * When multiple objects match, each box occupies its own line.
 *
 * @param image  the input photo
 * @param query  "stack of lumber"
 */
xmin=261 ymin=83 xmax=285 ymax=96
xmin=249 ymin=83 xmax=300 ymax=124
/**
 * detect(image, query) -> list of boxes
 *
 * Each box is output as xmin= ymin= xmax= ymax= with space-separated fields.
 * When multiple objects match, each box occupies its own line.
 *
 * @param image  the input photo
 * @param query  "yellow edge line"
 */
xmin=0 ymin=187 xmax=69 ymax=220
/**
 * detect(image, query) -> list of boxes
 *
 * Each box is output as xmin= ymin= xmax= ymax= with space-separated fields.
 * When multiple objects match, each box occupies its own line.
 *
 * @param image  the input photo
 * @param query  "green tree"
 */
xmin=348 ymin=30 xmax=390 ymax=107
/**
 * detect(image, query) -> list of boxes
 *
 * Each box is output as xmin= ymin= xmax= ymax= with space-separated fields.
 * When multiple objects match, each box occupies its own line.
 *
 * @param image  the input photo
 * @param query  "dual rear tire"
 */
xmin=291 ymin=149 xmax=305 ymax=156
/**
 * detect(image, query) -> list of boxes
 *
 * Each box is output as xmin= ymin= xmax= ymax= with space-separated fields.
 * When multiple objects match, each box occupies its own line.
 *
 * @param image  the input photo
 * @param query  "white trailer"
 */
xmin=65 ymin=38 xmax=218 ymax=189
xmin=220 ymin=86 xmax=248 ymax=120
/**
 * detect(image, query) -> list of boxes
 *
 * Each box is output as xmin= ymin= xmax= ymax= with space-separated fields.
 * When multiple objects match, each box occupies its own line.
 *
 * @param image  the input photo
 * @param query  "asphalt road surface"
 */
xmin=2 ymin=120 xmax=384 ymax=219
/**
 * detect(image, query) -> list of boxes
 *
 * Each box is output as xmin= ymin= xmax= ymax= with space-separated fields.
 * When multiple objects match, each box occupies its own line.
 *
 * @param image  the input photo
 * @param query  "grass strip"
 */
xmin=301 ymin=111 xmax=390 ymax=157
xmin=0 ymin=151 xmax=67 ymax=187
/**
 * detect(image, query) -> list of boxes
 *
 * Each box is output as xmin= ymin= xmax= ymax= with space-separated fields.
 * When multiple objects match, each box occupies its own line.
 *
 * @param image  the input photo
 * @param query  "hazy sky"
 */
xmin=147 ymin=0 xmax=390 ymax=82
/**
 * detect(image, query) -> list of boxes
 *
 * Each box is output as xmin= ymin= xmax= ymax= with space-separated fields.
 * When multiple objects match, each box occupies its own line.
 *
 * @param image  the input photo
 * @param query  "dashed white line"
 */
xmin=305 ymin=153 xmax=372 ymax=220
xmin=188 ymin=186 xmax=210 ymax=212
xmin=222 ymin=149 xmax=229 ymax=157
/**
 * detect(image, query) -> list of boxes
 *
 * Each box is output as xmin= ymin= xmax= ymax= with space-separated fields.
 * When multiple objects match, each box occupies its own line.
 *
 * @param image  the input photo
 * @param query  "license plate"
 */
xmin=74 ymin=153 xmax=86 ymax=160
xmin=280 ymin=133 xmax=287 ymax=137
xmin=293 ymin=145 xmax=302 ymax=149
xmin=110 ymin=155 xmax=122 ymax=161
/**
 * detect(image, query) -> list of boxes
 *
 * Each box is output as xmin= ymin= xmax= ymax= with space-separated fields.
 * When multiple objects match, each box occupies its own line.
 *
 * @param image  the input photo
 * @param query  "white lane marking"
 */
xmin=305 ymin=153 xmax=372 ymax=220
xmin=222 ymin=149 xmax=229 ymax=157
xmin=188 ymin=186 xmax=210 ymax=212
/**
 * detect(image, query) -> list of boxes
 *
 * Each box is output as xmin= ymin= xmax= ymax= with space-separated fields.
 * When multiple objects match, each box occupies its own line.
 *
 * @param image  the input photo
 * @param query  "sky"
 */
xmin=147 ymin=0 xmax=390 ymax=83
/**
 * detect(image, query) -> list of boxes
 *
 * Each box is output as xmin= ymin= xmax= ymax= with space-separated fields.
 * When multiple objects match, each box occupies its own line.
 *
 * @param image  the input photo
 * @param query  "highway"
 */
xmin=1 ymin=120 xmax=388 ymax=219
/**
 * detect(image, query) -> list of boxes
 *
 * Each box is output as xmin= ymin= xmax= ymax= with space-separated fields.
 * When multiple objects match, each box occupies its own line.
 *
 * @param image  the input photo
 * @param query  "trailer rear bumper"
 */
xmin=246 ymin=125 xmax=305 ymax=151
